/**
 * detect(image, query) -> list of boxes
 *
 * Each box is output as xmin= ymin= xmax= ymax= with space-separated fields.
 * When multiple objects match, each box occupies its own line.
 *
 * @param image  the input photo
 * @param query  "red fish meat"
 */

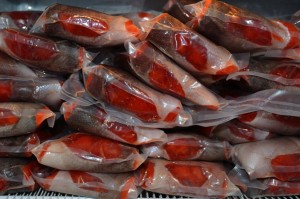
xmin=136 ymin=158 xmax=241 ymax=198
xmin=32 ymin=132 xmax=146 ymax=173
xmin=126 ymin=41 xmax=219 ymax=110
xmin=0 ymin=28 xmax=91 ymax=74
xmin=141 ymin=13 xmax=240 ymax=75
xmin=0 ymin=11 xmax=41 ymax=30
xmin=31 ymin=4 xmax=140 ymax=47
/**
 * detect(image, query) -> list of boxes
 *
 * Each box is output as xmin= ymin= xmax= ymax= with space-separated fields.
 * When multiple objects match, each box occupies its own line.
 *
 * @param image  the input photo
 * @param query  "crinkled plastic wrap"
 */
xmin=32 ymin=164 xmax=138 ymax=199
xmin=231 ymin=137 xmax=300 ymax=181
xmin=203 ymin=120 xmax=274 ymax=144
xmin=227 ymin=60 xmax=300 ymax=92
xmin=0 ymin=158 xmax=37 ymax=194
xmin=0 ymin=28 xmax=91 ymax=74
xmin=0 ymin=11 xmax=41 ymax=30
xmin=83 ymin=64 xmax=192 ymax=127
xmin=0 ymin=102 xmax=55 ymax=138
xmin=31 ymin=4 xmax=140 ymax=47
xmin=0 ymin=51 xmax=36 ymax=78
xmin=0 ymin=76 xmax=62 ymax=110
xmin=136 ymin=158 xmax=242 ymax=198
xmin=32 ymin=132 xmax=147 ymax=173
xmin=238 ymin=111 xmax=300 ymax=136
xmin=141 ymin=132 xmax=231 ymax=161
xmin=189 ymin=89 xmax=300 ymax=126
xmin=166 ymin=0 xmax=300 ymax=52
xmin=253 ymin=47 xmax=300 ymax=62
xmin=126 ymin=41 xmax=220 ymax=110
xmin=140 ymin=13 xmax=241 ymax=75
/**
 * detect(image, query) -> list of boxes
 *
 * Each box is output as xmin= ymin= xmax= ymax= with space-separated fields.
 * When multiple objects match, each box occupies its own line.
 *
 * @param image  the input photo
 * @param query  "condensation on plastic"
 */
xmin=32 ymin=132 xmax=147 ymax=173
xmin=230 ymin=137 xmax=300 ymax=181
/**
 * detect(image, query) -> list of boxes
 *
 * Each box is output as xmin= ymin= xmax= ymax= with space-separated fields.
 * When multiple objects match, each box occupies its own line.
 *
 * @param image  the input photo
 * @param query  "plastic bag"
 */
xmin=228 ymin=166 xmax=300 ymax=197
xmin=0 ymin=28 xmax=91 ymax=74
xmin=31 ymin=164 xmax=138 ymax=199
xmin=124 ymin=11 xmax=158 ymax=28
xmin=136 ymin=158 xmax=242 ymax=198
xmin=31 ymin=4 xmax=140 ymax=47
xmin=203 ymin=120 xmax=274 ymax=144
xmin=62 ymin=101 xmax=167 ymax=145
xmin=141 ymin=132 xmax=231 ymax=161
xmin=32 ymin=132 xmax=146 ymax=173
xmin=227 ymin=60 xmax=300 ymax=92
xmin=0 ymin=76 xmax=62 ymax=110
xmin=83 ymin=64 xmax=192 ymax=127
xmin=189 ymin=89 xmax=300 ymax=126
xmin=140 ymin=13 xmax=241 ymax=75
xmin=253 ymin=48 xmax=300 ymax=62
xmin=231 ymin=137 xmax=300 ymax=181
xmin=126 ymin=41 xmax=220 ymax=110
xmin=238 ymin=111 xmax=300 ymax=136
xmin=0 ymin=11 xmax=41 ymax=31
xmin=0 ymin=103 xmax=55 ymax=138
xmin=0 ymin=158 xmax=37 ymax=194
xmin=0 ymin=51 xmax=36 ymax=78
xmin=166 ymin=0 xmax=300 ymax=52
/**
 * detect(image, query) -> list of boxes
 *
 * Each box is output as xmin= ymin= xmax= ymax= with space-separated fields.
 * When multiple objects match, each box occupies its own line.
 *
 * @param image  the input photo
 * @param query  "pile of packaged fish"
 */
xmin=0 ymin=0 xmax=300 ymax=198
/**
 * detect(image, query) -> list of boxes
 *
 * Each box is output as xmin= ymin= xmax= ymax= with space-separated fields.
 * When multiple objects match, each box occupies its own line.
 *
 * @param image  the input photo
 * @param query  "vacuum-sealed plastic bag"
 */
xmin=62 ymin=101 xmax=167 ymax=145
xmin=0 ymin=103 xmax=55 ymax=138
xmin=231 ymin=137 xmax=300 ymax=181
xmin=238 ymin=111 xmax=300 ymax=136
xmin=32 ymin=164 xmax=138 ymax=199
xmin=136 ymin=158 xmax=241 ymax=198
xmin=0 ymin=11 xmax=41 ymax=30
xmin=126 ymin=41 xmax=219 ymax=110
xmin=140 ymin=13 xmax=241 ymax=75
xmin=32 ymin=132 xmax=146 ymax=173
xmin=141 ymin=132 xmax=231 ymax=161
xmin=0 ymin=28 xmax=91 ymax=73
xmin=0 ymin=76 xmax=62 ymax=110
xmin=166 ymin=0 xmax=300 ymax=52
xmin=227 ymin=60 xmax=300 ymax=92
xmin=31 ymin=4 xmax=140 ymax=47
xmin=0 ymin=51 xmax=36 ymax=78
xmin=124 ymin=11 xmax=158 ymax=28
xmin=203 ymin=120 xmax=274 ymax=144
xmin=0 ymin=158 xmax=36 ymax=194
xmin=83 ymin=64 xmax=192 ymax=126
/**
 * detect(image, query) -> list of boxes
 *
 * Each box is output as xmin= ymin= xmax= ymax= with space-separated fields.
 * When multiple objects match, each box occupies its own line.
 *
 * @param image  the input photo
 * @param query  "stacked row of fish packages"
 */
xmin=0 ymin=0 xmax=300 ymax=198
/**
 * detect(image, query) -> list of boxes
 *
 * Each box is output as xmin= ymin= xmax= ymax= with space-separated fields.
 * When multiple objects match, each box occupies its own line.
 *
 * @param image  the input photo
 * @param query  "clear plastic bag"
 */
xmin=31 ymin=4 xmax=140 ymax=47
xmin=166 ymin=0 xmax=300 ymax=52
xmin=136 ymin=158 xmax=242 ymax=198
xmin=139 ymin=13 xmax=241 ymax=75
xmin=0 ymin=102 xmax=55 ymax=138
xmin=0 ymin=11 xmax=41 ymax=31
xmin=0 ymin=28 xmax=91 ymax=74
xmin=189 ymin=89 xmax=300 ymax=126
xmin=227 ymin=59 xmax=300 ymax=92
xmin=0 ymin=51 xmax=36 ymax=78
xmin=141 ymin=132 xmax=231 ymax=161
xmin=32 ymin=132 xmax=146 ymax=173
xmin=0 ymin=76 xmax=62 ymax=110
xmin=31 ymin=164 xmax=138 ymax=199
xmin=0 ymin=158 xmax=37 ymax=194
xmin=82 ymin=64 xmax=192 ymax=127
xmin=238 ymin=110 xmax=300 ymax=136
xmin=126 ymin=41 xmax=220 ymax=110
xmin=231 ymin=137 xmax=300 ymax=181
xmin=203 ymin=120 xmax=274 ymax=144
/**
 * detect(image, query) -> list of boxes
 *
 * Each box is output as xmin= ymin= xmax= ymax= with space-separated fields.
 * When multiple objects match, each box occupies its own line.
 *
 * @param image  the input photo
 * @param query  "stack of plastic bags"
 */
xmin=0 ymin=1 xmax=299 ymax=198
